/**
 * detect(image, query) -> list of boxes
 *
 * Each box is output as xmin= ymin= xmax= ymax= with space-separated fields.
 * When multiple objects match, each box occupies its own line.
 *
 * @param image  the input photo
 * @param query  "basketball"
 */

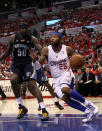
xmin=70 ymin=54 xmax=85 ymax=69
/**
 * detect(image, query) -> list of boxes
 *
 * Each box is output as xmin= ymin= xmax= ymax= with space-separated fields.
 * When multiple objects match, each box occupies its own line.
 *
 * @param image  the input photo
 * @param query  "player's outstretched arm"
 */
xmin=0 ymin=35 xmax=14 ymax=61
xmin=31 ymin=36 xmax=42 ymax=53
xmin=66 ymin=46 xmax=75 ymax=57
xmin=38 ymin=47 xmax=48 ymax=65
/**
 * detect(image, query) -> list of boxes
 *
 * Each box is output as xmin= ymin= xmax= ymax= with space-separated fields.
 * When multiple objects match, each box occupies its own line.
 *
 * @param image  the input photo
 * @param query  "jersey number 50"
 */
xmin=18 ymin=49 xmax=26 ymax=56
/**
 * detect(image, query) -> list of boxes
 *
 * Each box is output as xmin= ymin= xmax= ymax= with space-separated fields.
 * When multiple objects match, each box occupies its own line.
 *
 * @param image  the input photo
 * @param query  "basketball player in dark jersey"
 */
xmin=0 ymin=22 xmax=49 ymax=121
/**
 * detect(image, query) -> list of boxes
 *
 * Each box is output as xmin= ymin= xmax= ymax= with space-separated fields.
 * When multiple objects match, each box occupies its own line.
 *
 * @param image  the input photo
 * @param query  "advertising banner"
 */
xmin=0 ymin=79 xmax=53 ymax=98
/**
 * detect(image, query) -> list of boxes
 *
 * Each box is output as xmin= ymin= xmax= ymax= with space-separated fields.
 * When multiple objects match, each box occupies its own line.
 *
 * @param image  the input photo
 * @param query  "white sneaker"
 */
xmin=86 ymin=102 xmax=99 ymax=116
xmin=82 ymin=111 xmax=94 ymax=123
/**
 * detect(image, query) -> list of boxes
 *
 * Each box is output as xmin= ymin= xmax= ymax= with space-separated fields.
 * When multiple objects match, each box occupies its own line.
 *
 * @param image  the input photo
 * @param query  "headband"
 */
xmin=52 ymin=32 xmax=63 ymax=38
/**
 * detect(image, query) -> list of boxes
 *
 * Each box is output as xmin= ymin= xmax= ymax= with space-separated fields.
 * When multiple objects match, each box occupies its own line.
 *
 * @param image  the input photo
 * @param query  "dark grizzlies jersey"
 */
xmin=12 ymin=33 xmax=33 ymax=63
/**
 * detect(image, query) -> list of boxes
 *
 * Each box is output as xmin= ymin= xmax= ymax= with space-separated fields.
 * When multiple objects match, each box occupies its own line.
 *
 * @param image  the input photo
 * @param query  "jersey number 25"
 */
xmin=59 ymin=63 xmax=67 ymax=70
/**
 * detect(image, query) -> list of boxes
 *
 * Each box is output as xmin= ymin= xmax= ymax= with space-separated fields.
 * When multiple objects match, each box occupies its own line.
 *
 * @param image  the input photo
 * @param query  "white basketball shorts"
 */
xmin=53 ymin=70 xmax=75 ymax=99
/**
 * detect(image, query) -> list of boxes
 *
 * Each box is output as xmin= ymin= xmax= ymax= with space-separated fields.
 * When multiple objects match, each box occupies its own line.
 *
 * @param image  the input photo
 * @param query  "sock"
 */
xmin=84 ymin=100 xmax=89 ymax=106
xmin=70 ymin=89 xmax=85 ymax=103
xmin=68 ymin=99 xmax=86 ymax=112
xmin=17 ymin=97 xmax=23 ymax=106
xmin=39 ymin=102 xmax=45 ymax=109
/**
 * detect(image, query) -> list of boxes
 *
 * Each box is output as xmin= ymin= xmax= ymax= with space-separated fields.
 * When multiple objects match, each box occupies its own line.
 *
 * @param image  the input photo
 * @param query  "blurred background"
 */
xmin=0 ymin=0 xmax=102 ymax=97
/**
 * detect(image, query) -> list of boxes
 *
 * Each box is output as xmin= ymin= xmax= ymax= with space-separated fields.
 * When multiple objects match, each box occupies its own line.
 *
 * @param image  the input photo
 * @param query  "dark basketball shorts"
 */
xmin=11 ymin=61 xmax=36 ymax=84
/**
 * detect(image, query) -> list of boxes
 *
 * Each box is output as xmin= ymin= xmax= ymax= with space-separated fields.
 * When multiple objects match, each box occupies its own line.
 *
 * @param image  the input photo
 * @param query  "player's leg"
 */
xmin=0 ymin=86 xmax=6 ymax=100
xmin=24 ymin=63 xmax=49 ymax=121
xmin=62 ymin=94 xmax=90 ymax=113
xmin=61 ymin=75 xmax=98 ymax=112
xmin=10 ymin=72 xmax=28 ymax=119
xmin=55 ymin=84 xmax=88 ymax=113
xmin=21 ymin=82 xmax=27 ymax=99
xmin=54 ymin=85 xmax=94 ymax=122
xmin=44 ymin=81 xmax=64 ymax=110
xmin=62 ymin=86 xmax=98 ymax=111
xmin=61 ymin=81 xmax=99 ymax=122
xmin=27 ymin=80 xmax=49 ymax=121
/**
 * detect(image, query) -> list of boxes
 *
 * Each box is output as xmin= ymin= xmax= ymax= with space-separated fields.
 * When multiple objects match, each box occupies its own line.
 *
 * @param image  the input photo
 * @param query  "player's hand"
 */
xmin=29 ymin=48 xmax=37 ymax=60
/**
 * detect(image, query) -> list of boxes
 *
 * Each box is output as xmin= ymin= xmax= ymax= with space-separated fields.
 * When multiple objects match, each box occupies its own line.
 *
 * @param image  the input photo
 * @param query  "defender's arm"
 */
xmin=31 ymin=36 xmax=42 ymax=53
xmin=38 ymin=47 xmax=48 ymax=65
xmin=0 ymin=35 xmax=15 ymax=61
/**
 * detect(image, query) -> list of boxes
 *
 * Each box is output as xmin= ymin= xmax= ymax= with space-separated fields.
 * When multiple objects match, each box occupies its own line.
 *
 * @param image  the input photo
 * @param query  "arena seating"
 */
xmin=0 ymin=6 xmax=102 ymax=79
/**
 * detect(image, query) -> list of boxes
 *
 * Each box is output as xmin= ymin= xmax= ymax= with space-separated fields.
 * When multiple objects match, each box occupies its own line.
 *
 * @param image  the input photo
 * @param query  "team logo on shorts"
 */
xmin=26 ymin=72 xmax=31 ymax=77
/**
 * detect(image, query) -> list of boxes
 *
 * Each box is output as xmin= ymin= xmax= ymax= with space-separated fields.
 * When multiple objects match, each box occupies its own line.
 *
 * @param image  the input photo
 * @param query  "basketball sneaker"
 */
xmin=55 ymin=102 xmax=64 ymax=110
xmin=17 ymin=104 xmax=28 ymax=119
xmin=82 ymin=110 xmax=94 ymax=123
xmin=86 ymin=102 xmax=99 ymax=117
xmin=41 ymin=108 xmax=49 ymax=121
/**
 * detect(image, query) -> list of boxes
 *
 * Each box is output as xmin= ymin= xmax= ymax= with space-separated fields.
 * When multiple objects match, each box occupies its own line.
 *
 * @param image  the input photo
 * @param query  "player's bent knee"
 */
xmin=61 ymin=87 xmax=72 ymax=95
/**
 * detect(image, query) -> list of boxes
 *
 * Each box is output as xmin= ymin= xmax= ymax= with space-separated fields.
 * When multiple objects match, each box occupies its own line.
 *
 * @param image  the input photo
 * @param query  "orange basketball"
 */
xmin=70 ymin=54 xmax=85 ymax=69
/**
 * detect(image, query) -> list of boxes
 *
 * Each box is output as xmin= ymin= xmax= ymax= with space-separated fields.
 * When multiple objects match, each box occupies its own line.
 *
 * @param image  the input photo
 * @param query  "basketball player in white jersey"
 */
xmin=30 ymin=31 xmax=99 ymax=122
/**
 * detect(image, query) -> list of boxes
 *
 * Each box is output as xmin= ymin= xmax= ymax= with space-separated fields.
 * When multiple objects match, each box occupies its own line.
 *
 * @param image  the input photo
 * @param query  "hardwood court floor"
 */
xmin=0 ymin=97 xmax=102 ymax=131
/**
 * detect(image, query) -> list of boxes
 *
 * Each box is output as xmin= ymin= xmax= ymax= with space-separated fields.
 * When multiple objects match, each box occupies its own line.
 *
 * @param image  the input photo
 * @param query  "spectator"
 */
xmin=80 ymin=67 xmax=97 ymax=96
xmin=75 ymin=69 xmax=83 ymax=91
xmin=96 ymin=67 xmax=102 ymax=95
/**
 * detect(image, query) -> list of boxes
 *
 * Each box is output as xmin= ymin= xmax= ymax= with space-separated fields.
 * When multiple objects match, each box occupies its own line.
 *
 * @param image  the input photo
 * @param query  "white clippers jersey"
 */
xmin=48 ymin=45 xmax=71 ymax=78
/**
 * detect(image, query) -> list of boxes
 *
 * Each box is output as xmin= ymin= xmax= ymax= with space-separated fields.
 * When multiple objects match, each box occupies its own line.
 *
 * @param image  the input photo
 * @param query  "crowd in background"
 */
xmin=0 ymin=6 xmax=102 ymax=96
xmin=1 ymin=7 xmax=102 ymax=36
xmin=0 ymin=17 xmax=38 ymax=37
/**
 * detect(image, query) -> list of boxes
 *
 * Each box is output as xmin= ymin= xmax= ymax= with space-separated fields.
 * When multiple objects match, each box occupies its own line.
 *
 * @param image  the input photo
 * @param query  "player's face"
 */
xmin=51 ymin=34 xmax=60 ymax=46
xmin=20 ymin=27 xmax=29 ymax=36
